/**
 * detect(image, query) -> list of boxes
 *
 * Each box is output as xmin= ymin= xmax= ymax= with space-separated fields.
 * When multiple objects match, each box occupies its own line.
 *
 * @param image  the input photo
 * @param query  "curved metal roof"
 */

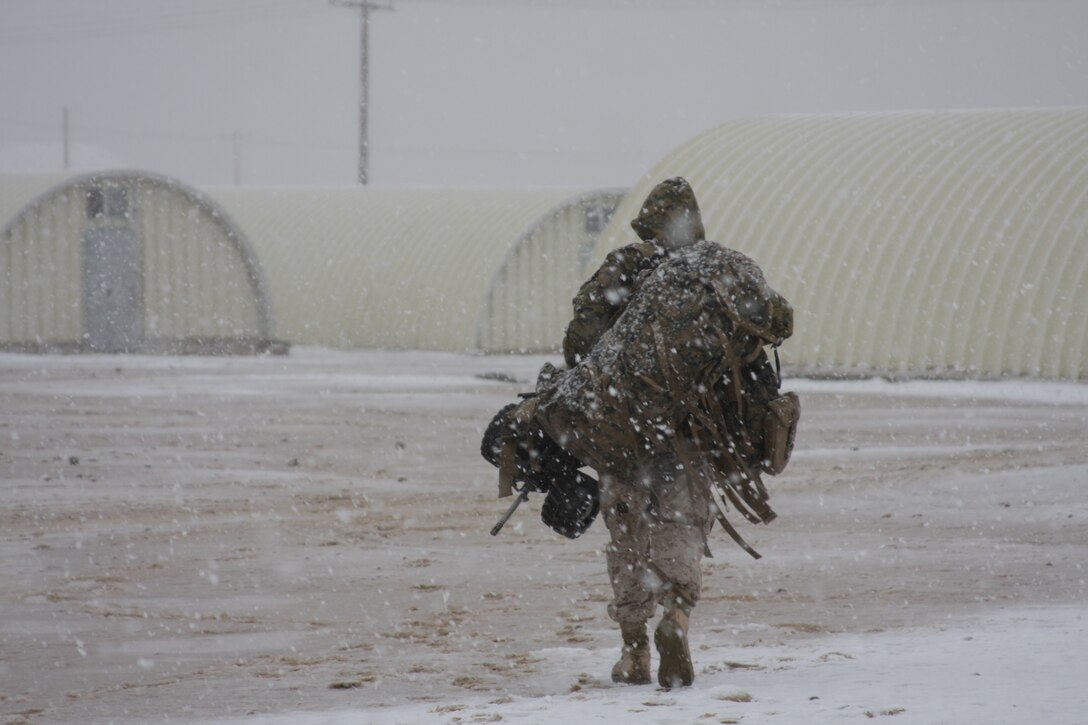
xmin=476 ymin=188 xmax=626 ymax=352
xmin=1 ymin=169 xmax=277 ymax=350
xmin=209 ymin=186 xmax=585 ymax=350
xmin=596 ymin=109 xmax=1088 ymax=379
xmin=0 ymin=173 xmax=71 ymax=230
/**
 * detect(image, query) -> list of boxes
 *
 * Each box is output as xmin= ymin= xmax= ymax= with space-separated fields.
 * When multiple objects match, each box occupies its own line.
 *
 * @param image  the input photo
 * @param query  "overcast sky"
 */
xmin=1 ymin=0 xmax=1085 ymax=187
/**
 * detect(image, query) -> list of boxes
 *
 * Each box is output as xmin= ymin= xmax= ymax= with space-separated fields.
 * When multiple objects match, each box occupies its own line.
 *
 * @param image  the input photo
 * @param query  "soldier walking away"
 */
xmin=481 ymin=177 xmax=799 ymax=689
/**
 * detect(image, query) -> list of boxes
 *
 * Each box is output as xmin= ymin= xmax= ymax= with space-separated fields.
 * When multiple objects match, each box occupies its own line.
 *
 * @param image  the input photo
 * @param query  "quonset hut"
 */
xmin=595 ymin=109 xmax=1088 ymax=380
xmin=209 ymin=187 xmax=623 ymax=353
xmin=0 ymin=170 xmax=279 ymax=354
xmin=478 ymin=189 xmax=625 ymax=352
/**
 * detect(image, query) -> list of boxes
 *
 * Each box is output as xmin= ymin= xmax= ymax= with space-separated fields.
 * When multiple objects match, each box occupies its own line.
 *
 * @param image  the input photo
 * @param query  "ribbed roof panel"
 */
xmin=210 ymin=187 xmax=581 ymax=350
xmin=0 ymin=174 xmax=72 ymax=229
xmin=1 ymin=170 xmax=275 ymax=351
xmin=596 ymin=109 xmax=1088 ymax=379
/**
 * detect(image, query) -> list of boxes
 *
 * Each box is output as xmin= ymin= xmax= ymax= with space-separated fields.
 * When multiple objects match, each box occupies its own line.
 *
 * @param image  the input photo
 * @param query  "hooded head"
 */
xmin=630 ymin=176 xmax=706 ymax=251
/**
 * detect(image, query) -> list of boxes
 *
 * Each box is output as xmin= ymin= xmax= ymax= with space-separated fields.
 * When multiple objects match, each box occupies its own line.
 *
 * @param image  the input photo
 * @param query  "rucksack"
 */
xmin=540 ymin=244 xmax=790 ymax=449
xmin=482 ymin=240 xmax=799 ymax=551
xmin=534 ymin=241 xmax=798 ymax=536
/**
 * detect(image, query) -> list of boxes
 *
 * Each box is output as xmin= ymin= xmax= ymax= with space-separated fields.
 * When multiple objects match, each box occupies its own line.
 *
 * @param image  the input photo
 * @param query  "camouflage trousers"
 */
xmin=600 ymin=459 xmax=713 ymax=625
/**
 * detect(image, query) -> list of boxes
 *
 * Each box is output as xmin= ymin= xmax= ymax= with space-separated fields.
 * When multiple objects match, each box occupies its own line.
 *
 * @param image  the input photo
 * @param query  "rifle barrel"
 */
xmin=490 ymin=488 xmax=530 ymax=536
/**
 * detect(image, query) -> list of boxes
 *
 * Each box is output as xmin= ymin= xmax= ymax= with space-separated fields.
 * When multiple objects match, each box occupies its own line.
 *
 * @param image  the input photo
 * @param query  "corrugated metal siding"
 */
xmin=477 ymin=189 xmax=625 ymax=353
xmin=595 ymin=109 xmax=1088 ymax=379
xmin=0 ymin=171 xmax=274 ymax=351
xmin=134 ymin=181 xmax=265 ymax=341
xmin=1 ymin=184 xmax=85 ymax=345
xmin=210 ymin=187 xmax=591 ymax=351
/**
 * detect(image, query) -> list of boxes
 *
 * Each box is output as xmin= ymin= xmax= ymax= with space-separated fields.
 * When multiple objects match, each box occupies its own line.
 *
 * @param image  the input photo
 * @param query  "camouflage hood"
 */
xmin=630 ymin=177 xmax=707 ymax=251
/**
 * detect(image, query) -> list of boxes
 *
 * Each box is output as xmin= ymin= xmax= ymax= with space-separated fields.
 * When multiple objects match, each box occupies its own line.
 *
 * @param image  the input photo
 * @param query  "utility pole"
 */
xmin=331 ymin=0 xmax=392 ymax=185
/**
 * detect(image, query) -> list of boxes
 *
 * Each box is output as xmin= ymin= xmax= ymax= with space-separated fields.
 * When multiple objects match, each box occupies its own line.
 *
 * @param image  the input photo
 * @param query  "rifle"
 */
xmin=490 ymin=486 xmax=531 ymax=536
xmin=483 ymin=398 xmax=600 ymax=539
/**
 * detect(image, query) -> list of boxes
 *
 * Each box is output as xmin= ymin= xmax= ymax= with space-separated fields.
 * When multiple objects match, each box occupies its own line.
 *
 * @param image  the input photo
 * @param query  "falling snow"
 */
xmin=1 ymin=349 xmax=1085 ymax=724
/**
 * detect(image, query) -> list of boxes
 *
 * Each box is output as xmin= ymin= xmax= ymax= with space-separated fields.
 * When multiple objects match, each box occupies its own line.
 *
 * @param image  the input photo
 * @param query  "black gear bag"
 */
xmin=481 ymin=401 xmax=599 ymax=539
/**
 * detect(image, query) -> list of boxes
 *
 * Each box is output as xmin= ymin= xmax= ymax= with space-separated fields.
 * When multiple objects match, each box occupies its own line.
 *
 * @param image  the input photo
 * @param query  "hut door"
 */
xmin=83 ymin=226 xmax=142 ymax=352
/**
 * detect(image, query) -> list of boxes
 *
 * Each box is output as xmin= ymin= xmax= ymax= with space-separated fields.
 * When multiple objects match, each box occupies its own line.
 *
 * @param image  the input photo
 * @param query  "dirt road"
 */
xmin=1 ymin=350 xmax=1085 ymax=723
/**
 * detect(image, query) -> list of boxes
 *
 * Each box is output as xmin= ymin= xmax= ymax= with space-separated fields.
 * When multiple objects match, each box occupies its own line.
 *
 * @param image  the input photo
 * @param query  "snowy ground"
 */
xmin=1 ymin=349 xmax=1085 ymax=725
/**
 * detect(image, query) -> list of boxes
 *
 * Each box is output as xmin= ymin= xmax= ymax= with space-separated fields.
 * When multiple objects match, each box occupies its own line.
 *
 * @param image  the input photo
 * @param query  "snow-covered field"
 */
xmin=1 ymin=349 xmax=1085 ymax=725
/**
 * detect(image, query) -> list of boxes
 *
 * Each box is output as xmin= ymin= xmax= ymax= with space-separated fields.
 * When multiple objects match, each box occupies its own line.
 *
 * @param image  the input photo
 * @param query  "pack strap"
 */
xmin=678 ymin=441 xmax=763 ymax=560
xmin=647 ymin=323 xmax=772 ymax=557
xmin=652 ymin=320 xmax=771 ymax=523
xmin=710 ymin=494 xmax=762 ymax=560
xmin=497 ymin=438 xmax=517 ymax=499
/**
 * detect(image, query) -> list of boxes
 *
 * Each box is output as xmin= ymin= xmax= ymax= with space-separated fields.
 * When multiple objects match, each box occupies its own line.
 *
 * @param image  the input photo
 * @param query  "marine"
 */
xmin=482 ymin=177 xmax=798 ymax=689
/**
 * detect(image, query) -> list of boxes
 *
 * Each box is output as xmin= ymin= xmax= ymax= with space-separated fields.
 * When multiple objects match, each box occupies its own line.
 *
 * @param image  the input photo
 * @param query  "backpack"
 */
xmin=481 ymin=240 xmax=799 ymax=550
xmin=534 ymin=240 xmax=798 ymax=527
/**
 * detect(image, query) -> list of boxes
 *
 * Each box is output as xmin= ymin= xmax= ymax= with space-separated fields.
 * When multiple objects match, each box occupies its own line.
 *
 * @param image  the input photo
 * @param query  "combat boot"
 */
xmin=654 ymin=590 xmax=694 ymax=688
xmin=610 ymin=621 xmax=651 ymax=685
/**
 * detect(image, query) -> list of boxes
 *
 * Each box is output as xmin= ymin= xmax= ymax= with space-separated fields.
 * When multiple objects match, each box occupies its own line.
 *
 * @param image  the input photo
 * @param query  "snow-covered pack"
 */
xmin=534 ymin=240 xmax=798 ymax=526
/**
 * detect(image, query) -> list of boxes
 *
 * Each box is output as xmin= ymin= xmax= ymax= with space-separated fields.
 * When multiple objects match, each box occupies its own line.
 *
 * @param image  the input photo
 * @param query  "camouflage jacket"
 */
xmin=562 ymin=241 xmax=665 ymax=368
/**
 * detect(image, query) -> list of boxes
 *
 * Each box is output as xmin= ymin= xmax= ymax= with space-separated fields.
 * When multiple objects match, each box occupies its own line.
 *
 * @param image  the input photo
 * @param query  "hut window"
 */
xmin=86 ymin=184 xmax=129 ymax=221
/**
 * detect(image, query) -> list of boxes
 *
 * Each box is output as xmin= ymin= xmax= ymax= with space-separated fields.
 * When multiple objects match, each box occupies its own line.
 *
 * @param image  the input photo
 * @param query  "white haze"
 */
xmin=1 ymin=0 xmax=1086 ymax=186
